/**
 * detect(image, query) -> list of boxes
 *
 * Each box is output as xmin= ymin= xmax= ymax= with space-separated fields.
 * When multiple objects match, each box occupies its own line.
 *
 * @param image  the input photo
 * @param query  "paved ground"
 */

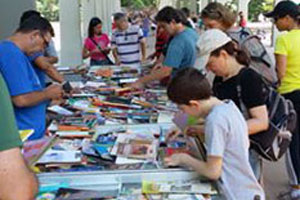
xmin=263 ymin=156 xmax=291 ymax=200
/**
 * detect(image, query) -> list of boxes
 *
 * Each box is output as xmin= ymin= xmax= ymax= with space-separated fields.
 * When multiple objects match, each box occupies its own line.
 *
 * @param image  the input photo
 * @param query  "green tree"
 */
xmin=36 ymin=0 xmax=59 ymax=21
xmin=225 ymin=0 xmax=274 ymax=22
xmin=249 ymin=0 xmax=274 ymax=21
xmin=121 ymin=0 xmax=158 ymax=9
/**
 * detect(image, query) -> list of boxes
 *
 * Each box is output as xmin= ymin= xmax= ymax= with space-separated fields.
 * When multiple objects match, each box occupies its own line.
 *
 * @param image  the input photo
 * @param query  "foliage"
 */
xmin=121 ymin=0 xmax=159 ymax=9
xmin=249 ymin=0 xmax=274 ymax=21
xmin=225 ymin=0 xmax=274 ymax=22
xmin=36 ymin=0 xmax=59 ymax=21
xmin=225 ymin=0 xmax=238 ymax=11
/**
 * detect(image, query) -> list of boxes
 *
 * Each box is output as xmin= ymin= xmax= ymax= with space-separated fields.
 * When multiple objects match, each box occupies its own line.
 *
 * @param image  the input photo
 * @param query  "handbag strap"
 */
xmin=89 ymin=37 xmax=113 ymax=63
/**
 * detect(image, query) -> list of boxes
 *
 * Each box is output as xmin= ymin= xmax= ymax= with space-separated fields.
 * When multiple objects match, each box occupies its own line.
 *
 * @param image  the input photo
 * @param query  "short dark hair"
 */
xmin=181 ymin=7 xmax=190 ymax=18
xmin=16 ymin=16 xmax=52 ymax=35
xmin=114 ymin=12 xmax=126 ymax=21
xmin=167 ymin=68 xmax=212 ymax=105
xmin=20 ymin=10 xmax=41 ymax=25
xmin=155 ymin=6 xmax=186 ymax=24
xmin=88 ymin=17 xmax=102 ymax=38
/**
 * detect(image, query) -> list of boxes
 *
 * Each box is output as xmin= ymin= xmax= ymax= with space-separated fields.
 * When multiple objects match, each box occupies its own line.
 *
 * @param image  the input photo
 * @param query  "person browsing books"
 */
xmin=130 ymin=6 xmax=199 ymax=89
xmin=165 ymin=67 xmax=265 ymax=200
xmin=82 ymin=17 xmax=111 ymax=66
xmin=111 ymin=13 xmax=147 ymax=68
xmin=197 ymin=29 xmax=269 ymax=183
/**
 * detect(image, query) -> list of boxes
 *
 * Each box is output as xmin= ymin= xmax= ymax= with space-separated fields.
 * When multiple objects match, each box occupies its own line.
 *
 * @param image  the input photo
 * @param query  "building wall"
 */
xmin=0 ymin=0 xmax=35 ymax=40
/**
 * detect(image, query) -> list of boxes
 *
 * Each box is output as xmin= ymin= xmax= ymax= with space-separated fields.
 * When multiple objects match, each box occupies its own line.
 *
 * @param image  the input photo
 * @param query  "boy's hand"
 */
xmin=164 ymin=153 xmax=189 ymax=167
xmin=184 ymin=125 xmax=205 ymax=137
xmin=184 ymin=118 xmax=205 ymax=137
xmin=166 ymin=129 xmax=182 ymax=142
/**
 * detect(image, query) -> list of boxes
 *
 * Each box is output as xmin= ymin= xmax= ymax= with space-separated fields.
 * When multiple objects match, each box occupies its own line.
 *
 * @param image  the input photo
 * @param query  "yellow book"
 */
xmin=19 ymin=129 xmax=34 ymax=142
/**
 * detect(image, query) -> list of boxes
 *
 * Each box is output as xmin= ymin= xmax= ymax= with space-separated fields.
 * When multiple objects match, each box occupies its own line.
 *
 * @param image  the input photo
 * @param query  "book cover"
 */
xmin=117 ymin=139 xmax=155 ymax=160
xmin=22 ymin=136 xmax=57 ymax=166
xmin=19 ymin=129 xmax=34 ymax=142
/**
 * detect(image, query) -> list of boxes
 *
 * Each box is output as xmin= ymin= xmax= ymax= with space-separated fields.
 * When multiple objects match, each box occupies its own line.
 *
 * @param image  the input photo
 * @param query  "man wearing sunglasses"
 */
xmin=0 ymin=16 xmax=64 ymax=140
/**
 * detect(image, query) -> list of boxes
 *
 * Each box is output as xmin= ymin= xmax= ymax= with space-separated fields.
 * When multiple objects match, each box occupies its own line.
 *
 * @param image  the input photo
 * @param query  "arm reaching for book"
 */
xmin=165 ymin=154 xmax=222 ymax=181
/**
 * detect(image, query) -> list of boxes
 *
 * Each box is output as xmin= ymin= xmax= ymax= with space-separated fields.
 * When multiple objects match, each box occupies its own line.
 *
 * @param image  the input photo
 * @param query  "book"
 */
xmin=164 ymin=147 xmax=190 ymax=157
xmin=172 ymin=112 xmax=188 ymax=131
xmin=173 ymin=112 xmax=200 ymax=132
xmin=37 ymin=149 xmax=82 ymax=164
xmin=117 ymin=139 xmax=156 ymax=160
xmin=19 ymin=129 xmax=34 ymax=142
xmin=22 ymin=136 xmax=57 ymax=166
xmin=57 ymin=125 xmax=91 ymax=132
xmin=55 ymin=188 xmax=117 ymax=200
xmin=47 ymin=105 xmax=74 ymax=116
xmin=52 ymin=139 xmax=82 ymax=151
xmin=142 ymin=180 xmax=216 ymax=195
xmin=55 ymin=131 xmax=93 ymax=138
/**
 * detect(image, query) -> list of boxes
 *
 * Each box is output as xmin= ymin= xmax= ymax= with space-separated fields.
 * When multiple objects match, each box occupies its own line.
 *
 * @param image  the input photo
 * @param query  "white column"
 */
xmin=81 ymin=0 xmax=96 ymax=39
xmin=159 ymin=0 xmax=177 ymax=9
xmin=96 ymin=0 xmax=116 ymax=35
xmin=59 ymin=0 xmax=82 ymax=66
xmin=217 ymin=0 xmax=228 ymax=5
xmin=199 ymin=0 xmax=209 ymax=12
xmin=238 ymin=0 xmax=250 ymax=21
xmin=82 ymin=0 xmax=121 ymax=37
xmin=0 ymin=0 xmax=35 ymax=40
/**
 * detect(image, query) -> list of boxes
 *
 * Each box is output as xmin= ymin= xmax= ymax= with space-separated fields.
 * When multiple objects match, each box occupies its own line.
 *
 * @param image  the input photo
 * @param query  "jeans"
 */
xmin=249 ymin=149 xmax=263 ymax=182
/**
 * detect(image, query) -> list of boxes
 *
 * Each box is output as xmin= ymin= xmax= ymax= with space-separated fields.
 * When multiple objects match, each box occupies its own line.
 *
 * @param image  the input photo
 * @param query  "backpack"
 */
xmin=237 ymin=69 xmax=297 ymax=161
xmin=227 ymin=27 xmax=278 ymax=87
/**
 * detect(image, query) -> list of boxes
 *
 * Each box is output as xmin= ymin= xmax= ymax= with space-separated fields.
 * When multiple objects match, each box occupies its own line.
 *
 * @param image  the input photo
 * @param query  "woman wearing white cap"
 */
xmin=197 ymin=29 xmax=269 ymax=184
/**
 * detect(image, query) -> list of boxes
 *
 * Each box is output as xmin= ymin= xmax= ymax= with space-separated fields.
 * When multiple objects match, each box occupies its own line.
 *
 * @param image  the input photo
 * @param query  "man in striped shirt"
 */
xmin=111 ymin=13 xmax=147 ymax=68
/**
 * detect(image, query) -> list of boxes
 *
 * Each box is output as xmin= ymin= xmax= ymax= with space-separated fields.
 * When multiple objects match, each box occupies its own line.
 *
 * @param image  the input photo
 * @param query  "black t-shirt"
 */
xmin=213 ymin=68 xmax=266 ymax=110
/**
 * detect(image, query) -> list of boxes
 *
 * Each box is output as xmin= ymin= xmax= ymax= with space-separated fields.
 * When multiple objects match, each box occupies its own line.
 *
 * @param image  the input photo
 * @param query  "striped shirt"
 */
xmin=111 ymin=25 xmax=144 ymax=67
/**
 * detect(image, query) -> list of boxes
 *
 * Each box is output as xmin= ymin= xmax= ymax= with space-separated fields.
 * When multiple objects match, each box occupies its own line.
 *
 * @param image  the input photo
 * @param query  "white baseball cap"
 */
xmin=196 ymin=29 xmax=232 ymax=69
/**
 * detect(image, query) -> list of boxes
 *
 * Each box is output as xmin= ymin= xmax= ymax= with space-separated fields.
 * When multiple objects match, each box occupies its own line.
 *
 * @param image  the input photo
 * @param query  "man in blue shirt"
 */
xmin=0 ymin=16 xmax=64 ymax=140
xmin=131 ymin=6 xmax=199 ymax=89
xmin=20 ymin=10 xmax=64 ymax=88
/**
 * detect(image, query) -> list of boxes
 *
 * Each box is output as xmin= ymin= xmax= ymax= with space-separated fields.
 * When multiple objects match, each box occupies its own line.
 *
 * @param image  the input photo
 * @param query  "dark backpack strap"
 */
xmin=239 ymin=27 xmax=251 ymax=41
xmin=235 ymin=68 xmax=250 ymax=119
xmin=89 ymin=37 xmax=114 ymax=65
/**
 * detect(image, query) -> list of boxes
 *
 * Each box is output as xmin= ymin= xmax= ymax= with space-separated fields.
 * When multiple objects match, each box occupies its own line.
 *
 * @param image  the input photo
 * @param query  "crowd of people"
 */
xmin=0 ymin=1 xmax=300 ymax=200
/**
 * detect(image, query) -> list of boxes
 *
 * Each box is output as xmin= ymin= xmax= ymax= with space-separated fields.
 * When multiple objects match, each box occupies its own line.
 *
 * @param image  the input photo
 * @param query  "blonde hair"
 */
xmin=201 ymin=2 xmax=237 ymax=29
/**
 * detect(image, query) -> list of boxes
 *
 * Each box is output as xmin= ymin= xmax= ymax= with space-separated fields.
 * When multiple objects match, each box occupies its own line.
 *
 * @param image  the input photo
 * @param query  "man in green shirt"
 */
xmin=0 ymin=73 xmax=38 ymax=200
